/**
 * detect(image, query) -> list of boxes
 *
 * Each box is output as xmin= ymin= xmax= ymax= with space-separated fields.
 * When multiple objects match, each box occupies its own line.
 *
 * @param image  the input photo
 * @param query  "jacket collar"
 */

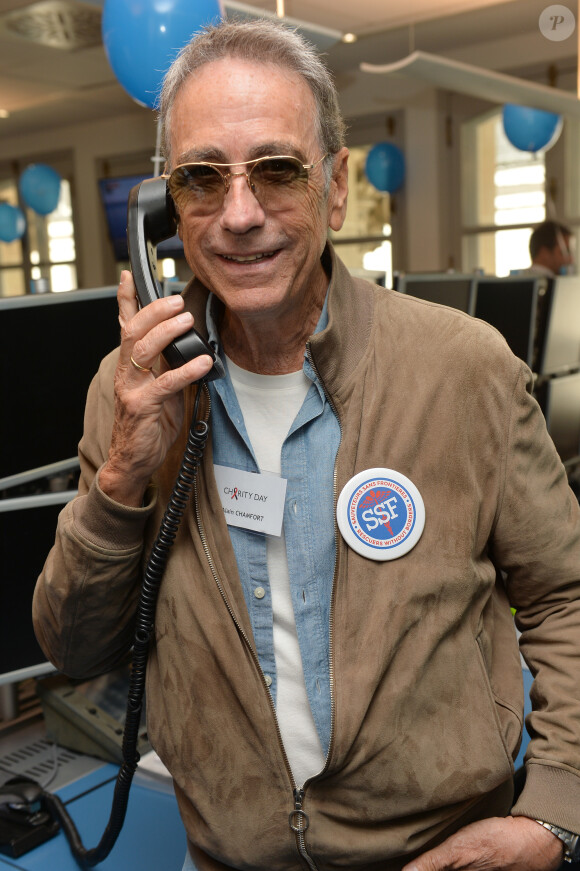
xmin=307 ymin=243 xmax=375 ymax=401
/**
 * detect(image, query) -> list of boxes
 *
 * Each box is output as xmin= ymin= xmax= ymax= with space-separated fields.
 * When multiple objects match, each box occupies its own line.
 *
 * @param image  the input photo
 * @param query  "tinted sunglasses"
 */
xmin=165 ymin=153 xmax=328 ymax=215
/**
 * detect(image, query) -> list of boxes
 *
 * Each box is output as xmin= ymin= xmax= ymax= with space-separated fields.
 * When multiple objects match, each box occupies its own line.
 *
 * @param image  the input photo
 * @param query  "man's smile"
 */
xmin=220 ymin=250 xmax=278 ymax=263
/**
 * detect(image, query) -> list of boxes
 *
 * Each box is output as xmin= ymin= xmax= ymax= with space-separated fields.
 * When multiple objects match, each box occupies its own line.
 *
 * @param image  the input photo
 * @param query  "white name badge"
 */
xmin=337 ymin=468 xmax=425 ymax=561
xmin=214 ymin=465 xmax=287 ymax=536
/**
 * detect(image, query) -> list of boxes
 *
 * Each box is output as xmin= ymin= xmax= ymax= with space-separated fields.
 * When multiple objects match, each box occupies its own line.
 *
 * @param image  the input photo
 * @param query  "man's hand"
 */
xmin=402 ymin=816 xmax=565 ymax=871
xmin=98 ymin=271 xmax=213 ymax=507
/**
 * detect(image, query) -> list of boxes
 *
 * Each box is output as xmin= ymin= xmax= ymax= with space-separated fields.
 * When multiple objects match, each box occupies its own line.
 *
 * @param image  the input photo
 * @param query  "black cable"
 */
xmin=44 ymin=387 xmax=209 ymax=867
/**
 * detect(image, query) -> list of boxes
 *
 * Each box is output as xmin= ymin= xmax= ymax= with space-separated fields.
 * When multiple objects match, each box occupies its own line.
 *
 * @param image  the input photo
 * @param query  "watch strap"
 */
xmin=535 ymin=820 xmax=580 ymax=863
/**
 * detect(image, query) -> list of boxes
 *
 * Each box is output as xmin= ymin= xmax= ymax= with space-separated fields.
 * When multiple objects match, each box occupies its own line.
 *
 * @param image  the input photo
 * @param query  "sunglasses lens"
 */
xmin=169 ymin=164 xmax=224 ymax=213
xmin=253 ymin=157 xmax=306 ymax=185
xmin=251 ymin=157 xmax=308 ymax=208
xmin=169 ymin=156 xmax=314 ymax=214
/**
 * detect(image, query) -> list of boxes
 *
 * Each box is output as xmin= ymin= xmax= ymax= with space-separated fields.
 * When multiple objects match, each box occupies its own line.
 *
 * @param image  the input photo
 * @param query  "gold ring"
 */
xmin=130 ymin=355 xmax=152 ymax=373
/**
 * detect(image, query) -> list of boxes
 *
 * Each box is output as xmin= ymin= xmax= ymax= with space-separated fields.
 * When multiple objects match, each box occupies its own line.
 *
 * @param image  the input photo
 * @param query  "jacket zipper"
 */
xmin=290 ymin=788 xmax=319 ymax=871
xmin=305 ymin=341 xmax=341 ymax=775
xmin=193 ymin=476 xmax=323 ymax=867
xmin=193 ymin=367 xmax=342 ymax=871
xmin=288 ymin=342 xmax=344 ymax=870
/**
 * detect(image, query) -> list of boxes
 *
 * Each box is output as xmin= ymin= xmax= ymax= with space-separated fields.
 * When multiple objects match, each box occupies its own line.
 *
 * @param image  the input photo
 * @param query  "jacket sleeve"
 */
xmin=491 ymin=364 xmax=580 ymax=833
xmin=32 ymin=351 xmax=158 ymax=679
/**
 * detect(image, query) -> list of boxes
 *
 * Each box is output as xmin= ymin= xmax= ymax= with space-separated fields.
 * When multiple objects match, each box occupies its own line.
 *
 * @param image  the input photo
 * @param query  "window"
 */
xmin=0 ymin=178 xmax=26 ymax=297
xmin=564 ymin=117 xmax=580 ymax=243
xmin=27 ymin=178 xmax=77 ymax=293
xmin=0 ymin=155 xmax=77 ymax=297
xmin=461 ymin=111 xmax=546 ymax=276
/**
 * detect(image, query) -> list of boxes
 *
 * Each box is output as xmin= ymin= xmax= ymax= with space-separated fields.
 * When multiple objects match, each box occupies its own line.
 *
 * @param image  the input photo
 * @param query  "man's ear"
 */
xmin=328 ymin=148 xmax=349 ymax=233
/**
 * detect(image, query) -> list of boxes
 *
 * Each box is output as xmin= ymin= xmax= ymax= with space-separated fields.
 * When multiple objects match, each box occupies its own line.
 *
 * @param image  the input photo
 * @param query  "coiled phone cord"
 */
xmin=43 ymin=386 xmax=209 ymax=867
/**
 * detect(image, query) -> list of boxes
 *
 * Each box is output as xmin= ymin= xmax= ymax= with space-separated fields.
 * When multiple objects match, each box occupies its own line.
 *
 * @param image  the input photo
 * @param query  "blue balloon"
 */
xmin=0 ymin=203 xmax=26 ymax=243
xmin=365 ymin=142 xmax=406 ymax=193
xmin=19 ymin=164 xmax=61 ymax=215
xmin=502 ymin=104 xmax=563 ymax=153
xmin=102 ymin=0 xmax=223 ymax=109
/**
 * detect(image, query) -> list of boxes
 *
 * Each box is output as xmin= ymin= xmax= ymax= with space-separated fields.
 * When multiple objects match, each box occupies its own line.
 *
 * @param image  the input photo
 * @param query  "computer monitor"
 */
xmin=473 ymin=276 xmax=547 ymax=370
xmin=394 ymin=273 xmax=477 ymax=315
xmin=535 ymin=372 xmax=580 ymax=466
xmin=0 ymin=288 xmax=120 ymax=482
xmin=0 ymin=491 xmax=75 ymax=692
xmin=99 ymin=175 xmax=185 ymax=262
xmin=537 ymin=276 xmax=580 ymax=376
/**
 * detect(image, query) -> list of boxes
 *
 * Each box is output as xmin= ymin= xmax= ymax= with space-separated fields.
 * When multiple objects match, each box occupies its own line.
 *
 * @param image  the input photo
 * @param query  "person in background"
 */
xmin=33 ymin=19 xmax=580 ymax=871
xmin=526 ymin=219 xmax=574 ymax=277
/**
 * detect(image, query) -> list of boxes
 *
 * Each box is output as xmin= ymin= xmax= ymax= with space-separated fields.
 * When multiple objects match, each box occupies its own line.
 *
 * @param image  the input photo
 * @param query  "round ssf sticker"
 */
xmin=337 ymin=468 xmax=425 ymax=561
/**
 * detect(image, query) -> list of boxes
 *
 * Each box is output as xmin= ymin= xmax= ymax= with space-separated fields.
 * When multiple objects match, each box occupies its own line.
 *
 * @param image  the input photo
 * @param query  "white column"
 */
xmin=403 ymin=89 xmax=445 ymax=272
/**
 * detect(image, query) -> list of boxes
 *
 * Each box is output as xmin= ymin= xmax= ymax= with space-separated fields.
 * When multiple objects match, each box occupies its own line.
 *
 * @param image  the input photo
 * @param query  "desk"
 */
xmin=0 ymin=764 xmax=186 ymax=870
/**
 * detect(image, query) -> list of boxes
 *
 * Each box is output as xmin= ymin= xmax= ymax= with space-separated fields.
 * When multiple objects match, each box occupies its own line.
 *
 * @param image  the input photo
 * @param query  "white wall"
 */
xmin=403 ymin=89 xmax=445 ymax=271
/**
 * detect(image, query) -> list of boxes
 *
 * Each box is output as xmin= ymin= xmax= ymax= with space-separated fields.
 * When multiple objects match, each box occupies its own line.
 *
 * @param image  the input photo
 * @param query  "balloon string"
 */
xmin=152 ymin=118 xmax=164 ymax=177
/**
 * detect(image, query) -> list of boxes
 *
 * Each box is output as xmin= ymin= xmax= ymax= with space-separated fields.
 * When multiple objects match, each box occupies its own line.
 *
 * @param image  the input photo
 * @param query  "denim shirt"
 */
xmin=206 ymin=295 xmax=340 ymax=758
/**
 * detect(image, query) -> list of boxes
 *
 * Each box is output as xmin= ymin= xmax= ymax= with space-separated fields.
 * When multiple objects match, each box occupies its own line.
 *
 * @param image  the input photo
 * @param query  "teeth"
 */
xmin=223 ymin=252 xmax=274 ymax=263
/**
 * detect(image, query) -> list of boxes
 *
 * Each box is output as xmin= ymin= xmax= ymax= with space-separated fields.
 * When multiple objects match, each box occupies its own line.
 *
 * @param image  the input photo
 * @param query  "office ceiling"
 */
xmin=0 ymin=0 xmax=577 ymax=139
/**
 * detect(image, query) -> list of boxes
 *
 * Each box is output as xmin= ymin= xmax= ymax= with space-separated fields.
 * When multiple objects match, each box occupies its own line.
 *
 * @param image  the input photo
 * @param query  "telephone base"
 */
xmin=0 ymin=814 xmax=60 ymax=859
xmin=36 ymin=674 xmax=150 ymax=765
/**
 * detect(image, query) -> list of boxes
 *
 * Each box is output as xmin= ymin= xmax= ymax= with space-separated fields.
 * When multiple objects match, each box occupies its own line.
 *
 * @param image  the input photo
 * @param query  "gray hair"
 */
xmin=158 ymin=18 xmax=346 ymax=174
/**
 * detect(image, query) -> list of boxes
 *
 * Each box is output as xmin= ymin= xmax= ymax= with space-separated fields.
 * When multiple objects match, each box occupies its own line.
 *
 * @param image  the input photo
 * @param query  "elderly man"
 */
xmin=34 ymin=19 xmax=580 ymax=871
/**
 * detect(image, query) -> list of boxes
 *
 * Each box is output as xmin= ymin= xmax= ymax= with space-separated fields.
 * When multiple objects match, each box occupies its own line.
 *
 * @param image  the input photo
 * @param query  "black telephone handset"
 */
xmin=127 ymin=176 xmax=224 ymax=381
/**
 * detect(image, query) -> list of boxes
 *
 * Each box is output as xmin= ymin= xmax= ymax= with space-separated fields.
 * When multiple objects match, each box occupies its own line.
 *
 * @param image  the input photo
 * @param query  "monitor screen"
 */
xmin=0 ymin=490 xmax=75 ymax=686
xmin=473 ymin=276 xmax=546 ymax=370
xmin=395 ymin=273 xmax=477 ymax=315
xmin=538 ymin=276 xmax=580 ymax=376
xmin=0 ymin=288 xmax=120 ymax=481
xmin=98 ymin=175 xmax=185 ymax=262
xmin=535 ymin=372 xmax=580 ymax=465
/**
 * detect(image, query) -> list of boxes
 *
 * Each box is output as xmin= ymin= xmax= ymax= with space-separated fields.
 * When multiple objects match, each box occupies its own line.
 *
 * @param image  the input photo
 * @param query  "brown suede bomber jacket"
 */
xmin=33 ymin=246 xmax=580 ymax=870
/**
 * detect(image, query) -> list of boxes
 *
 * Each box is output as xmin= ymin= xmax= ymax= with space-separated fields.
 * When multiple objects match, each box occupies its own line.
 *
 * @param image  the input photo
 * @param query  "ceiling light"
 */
xmin=0 ymin=109 xmax=9 ymax=119
xmin=0 ymin=1 xmax=102 ymax=52
xmin=224 ymin=1 xmax=342 ymax=51
xmin=342 ymin=33 xmax=357 ymax=43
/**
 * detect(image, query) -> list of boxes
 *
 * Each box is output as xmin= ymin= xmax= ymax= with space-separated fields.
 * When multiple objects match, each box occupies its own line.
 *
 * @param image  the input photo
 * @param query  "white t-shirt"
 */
xmin=227 ymin=356 xmax=325 ymax=787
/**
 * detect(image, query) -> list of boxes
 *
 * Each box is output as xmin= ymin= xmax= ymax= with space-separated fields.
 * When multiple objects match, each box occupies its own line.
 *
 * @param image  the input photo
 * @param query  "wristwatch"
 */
xmin=535 ymin=820 xmax=580 ymax=864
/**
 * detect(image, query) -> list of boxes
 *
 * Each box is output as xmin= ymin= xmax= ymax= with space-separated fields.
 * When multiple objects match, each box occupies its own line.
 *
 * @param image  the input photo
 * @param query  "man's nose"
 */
xmin=219 ymin=174 xmax=265 ymax=233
